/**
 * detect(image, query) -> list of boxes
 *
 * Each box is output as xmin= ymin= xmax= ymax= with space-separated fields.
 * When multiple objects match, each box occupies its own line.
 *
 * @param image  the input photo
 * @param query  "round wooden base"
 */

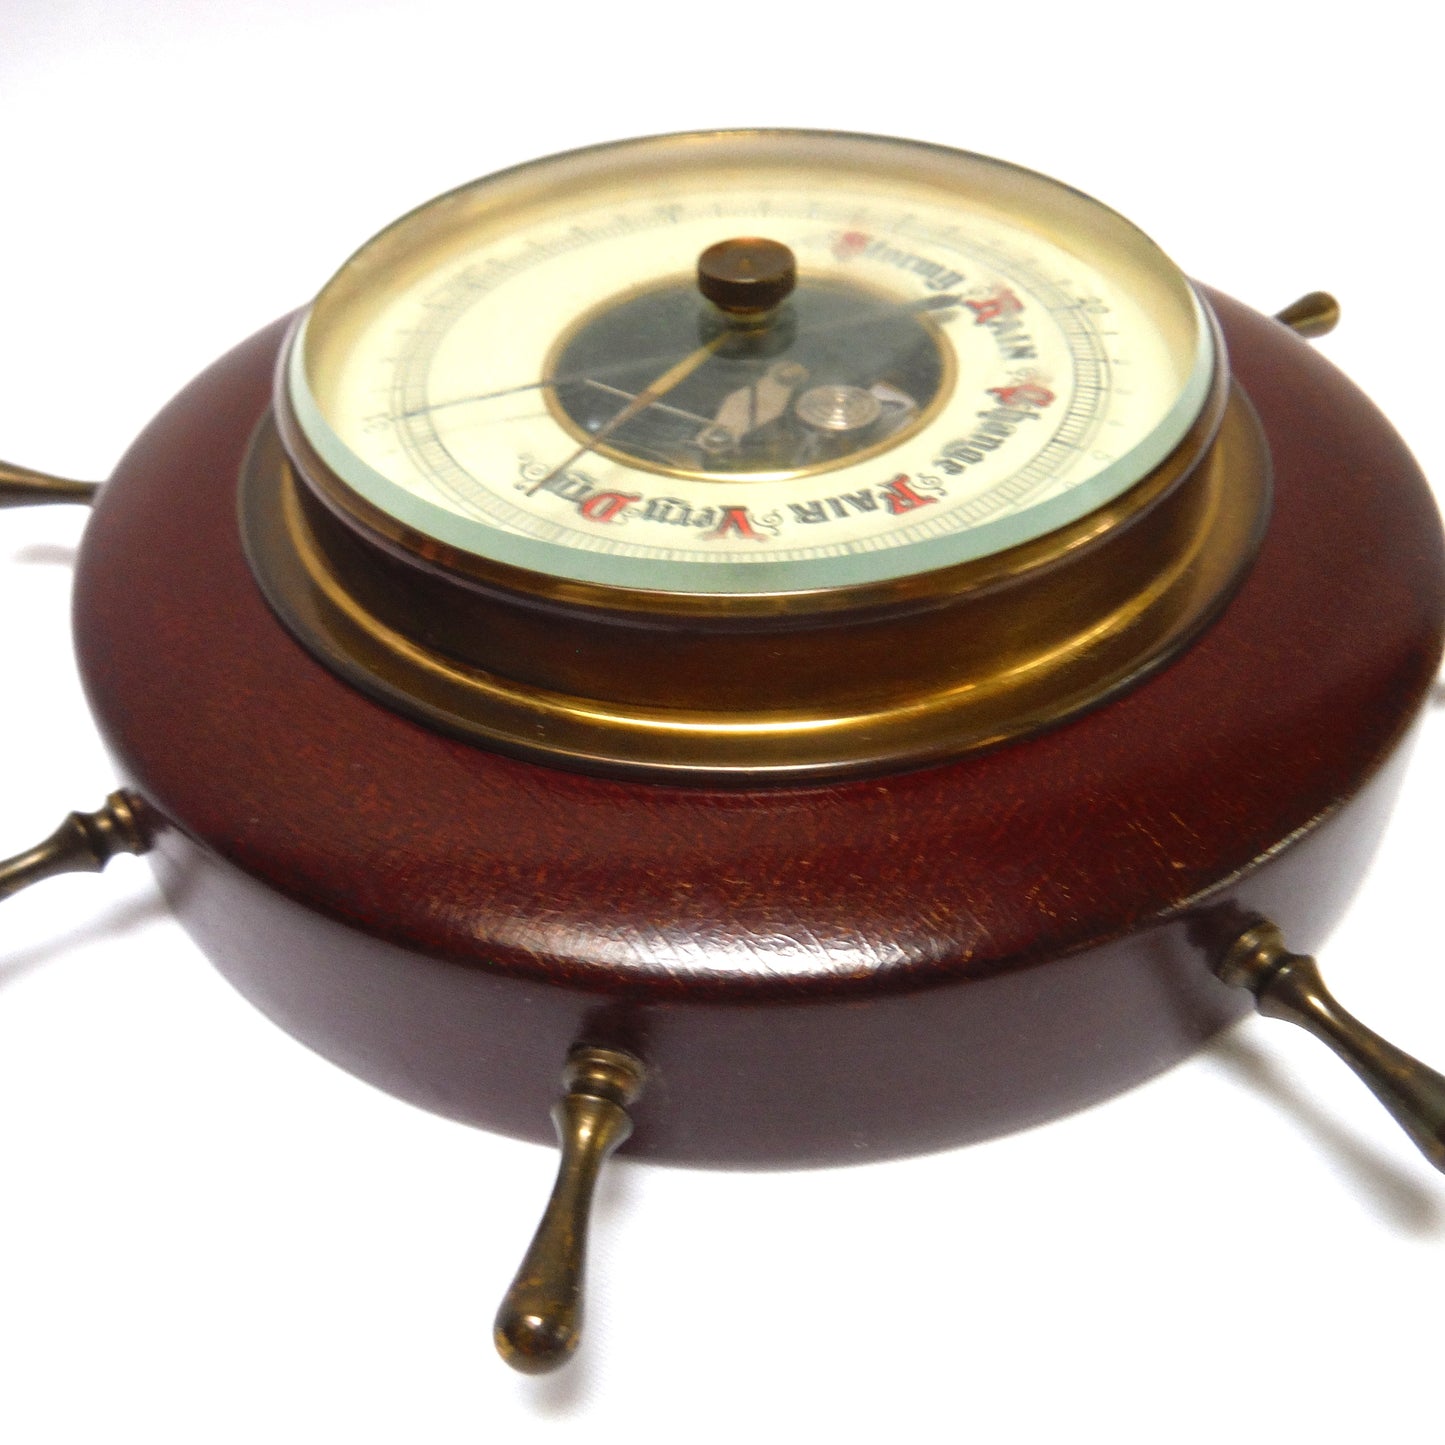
xmin=72 ymin=290 xmax=1445 ymax=1163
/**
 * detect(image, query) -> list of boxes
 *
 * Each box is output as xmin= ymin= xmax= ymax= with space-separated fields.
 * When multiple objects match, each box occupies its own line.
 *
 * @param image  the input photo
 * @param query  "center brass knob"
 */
xmin=696 ymin=237 xmax=797 ymax=316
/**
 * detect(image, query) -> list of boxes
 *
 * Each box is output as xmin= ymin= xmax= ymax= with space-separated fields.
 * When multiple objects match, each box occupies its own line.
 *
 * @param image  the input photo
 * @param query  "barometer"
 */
xmin=258 ymin=131 xmax=1246 ymax=778
xmin=3 ymin=130 xmax=1443 ymax=1374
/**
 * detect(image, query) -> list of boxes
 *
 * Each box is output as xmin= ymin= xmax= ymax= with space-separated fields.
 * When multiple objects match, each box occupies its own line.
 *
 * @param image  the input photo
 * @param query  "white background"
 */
xmin=2 ymin=4 xmax=1442 ymax=1441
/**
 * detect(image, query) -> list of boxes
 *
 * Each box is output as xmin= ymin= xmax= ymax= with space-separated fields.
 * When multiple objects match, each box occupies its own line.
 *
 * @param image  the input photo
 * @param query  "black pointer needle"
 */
xmin=398 ymin=293 xmax=963 ymax=422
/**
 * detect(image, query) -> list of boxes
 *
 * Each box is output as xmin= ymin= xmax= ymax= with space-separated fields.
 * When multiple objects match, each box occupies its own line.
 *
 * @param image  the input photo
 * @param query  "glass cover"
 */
xmin=290 ymin=131 xmax=1213 ymax=595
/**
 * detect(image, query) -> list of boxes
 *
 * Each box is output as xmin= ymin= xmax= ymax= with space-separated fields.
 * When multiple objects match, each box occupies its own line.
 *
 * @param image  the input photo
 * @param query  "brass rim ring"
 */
xmin=241 ymin=385 xmax=1270 ymax=784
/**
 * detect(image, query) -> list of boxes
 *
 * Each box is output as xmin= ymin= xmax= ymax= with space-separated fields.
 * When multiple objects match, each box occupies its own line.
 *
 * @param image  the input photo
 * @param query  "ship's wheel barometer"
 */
xmin=2 ymin=130 xmax=1442 ymax=1373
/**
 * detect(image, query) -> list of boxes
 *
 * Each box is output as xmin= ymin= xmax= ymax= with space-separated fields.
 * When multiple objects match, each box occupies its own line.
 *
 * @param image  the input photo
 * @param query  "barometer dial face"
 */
xmin=289 ymin=131 xmax=1213 ymax=596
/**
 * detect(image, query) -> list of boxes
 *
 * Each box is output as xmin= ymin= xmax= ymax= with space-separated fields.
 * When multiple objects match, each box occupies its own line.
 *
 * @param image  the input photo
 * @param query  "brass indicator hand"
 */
xmin=581 ymin=380 xmax=713 ymax=427
xmin=401 ymin=292 xmax=961 ymax=423
xmin=522 ymin=332 xmax=728 ymax=495
xmin=1215 ymin=920 xmax=1445 ymax=1171
xmin=523 ymin=236 xmax=801 ymax=493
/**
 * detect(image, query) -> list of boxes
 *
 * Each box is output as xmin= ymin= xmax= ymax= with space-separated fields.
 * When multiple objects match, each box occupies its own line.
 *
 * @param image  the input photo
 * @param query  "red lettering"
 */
xmin=986 ymin=382 xmax=1055 ymax=409
xmin=965 ymin=288 xmax=1023 ymax=325
xmin=707 ymin=506 xmax=770 ymax=542
xmin=834 ymin=230 xmax=870 ymax=261
xmin=578 ymin=490 xmax=641 ymax=523
xmin=879 ymin=475 xmax=938 ymax=516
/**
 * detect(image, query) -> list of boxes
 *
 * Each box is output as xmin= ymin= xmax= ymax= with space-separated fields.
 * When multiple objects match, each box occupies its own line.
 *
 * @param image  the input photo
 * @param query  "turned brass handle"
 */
xmin=0 ymin=460 xmax=100 ymax=507
xmin=1273 ymin=291 xmax=1341 ymax=339
xmin=0 ymin=792 xmax=150 ymax=902
xmin=3 ymin=475 xmax=148 ymax=894
xmin=1216 ymin=920 xmax=1445 ymax=1171
xmin=494 ymin=1045 xmax=646 ymax=1374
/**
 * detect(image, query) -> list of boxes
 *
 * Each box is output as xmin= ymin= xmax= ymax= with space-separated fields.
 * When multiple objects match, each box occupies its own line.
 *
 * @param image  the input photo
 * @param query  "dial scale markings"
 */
xmin=292 ymin=143 xmax=1210 ymax=594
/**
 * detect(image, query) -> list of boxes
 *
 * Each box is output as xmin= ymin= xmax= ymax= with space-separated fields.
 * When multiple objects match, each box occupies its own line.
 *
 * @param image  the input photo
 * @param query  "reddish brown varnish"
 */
xmin=72 ymin=291 xmax=1445 ymax=1164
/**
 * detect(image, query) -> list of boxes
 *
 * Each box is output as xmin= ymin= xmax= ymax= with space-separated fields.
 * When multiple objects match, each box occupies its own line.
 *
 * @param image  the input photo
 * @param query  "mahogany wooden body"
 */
xmin=71 ymin=292 xmax=1445 ymax=1164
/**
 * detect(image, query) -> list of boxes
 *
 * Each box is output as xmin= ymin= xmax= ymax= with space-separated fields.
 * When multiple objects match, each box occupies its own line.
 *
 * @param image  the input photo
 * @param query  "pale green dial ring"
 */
xmin=290 ymin=131 xmax=1216 ymax=597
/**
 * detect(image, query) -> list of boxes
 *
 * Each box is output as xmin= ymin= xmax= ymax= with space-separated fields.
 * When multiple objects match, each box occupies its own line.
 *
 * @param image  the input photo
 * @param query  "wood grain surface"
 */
xmin=70 ymin=289 xmax=1445 ymax=1163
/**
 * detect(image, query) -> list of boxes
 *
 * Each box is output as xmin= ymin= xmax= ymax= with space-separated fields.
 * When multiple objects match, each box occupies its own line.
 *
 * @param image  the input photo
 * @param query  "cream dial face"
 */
xmin=291 ymin=132 xmax=1213 ymax=595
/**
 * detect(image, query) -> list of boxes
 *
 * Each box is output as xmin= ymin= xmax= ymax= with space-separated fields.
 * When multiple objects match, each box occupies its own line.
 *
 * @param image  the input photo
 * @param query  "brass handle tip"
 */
xmin=1274 ymin=291 xmax=1341 ymax=339
xmin=494 ymin=1310 xmax=579 ymax=1375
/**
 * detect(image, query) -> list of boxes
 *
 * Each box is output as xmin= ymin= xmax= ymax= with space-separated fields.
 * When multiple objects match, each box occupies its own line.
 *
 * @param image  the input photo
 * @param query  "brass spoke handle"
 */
xmin=0 ymin=792 xmax=149 ymax=902
xmin=2 ymin=475 xmax=148 ymax=899
xmin=1273 ymin=291 xmax=1341 ymax=339
xmin=494 ymin=1045 xmax=646 ymax=1374
xmin=1216 ymin=921 xmax=1445 ymax=1172
xmin=0 ymin=460 xmax=100 ymax=508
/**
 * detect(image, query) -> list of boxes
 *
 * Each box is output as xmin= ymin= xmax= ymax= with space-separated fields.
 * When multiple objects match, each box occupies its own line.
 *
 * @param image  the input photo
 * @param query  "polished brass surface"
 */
xmin=1216 ymin=921 xmax=1445 ymax=1172
xmin=245 ymin=356 xmax=1270 ymax=781
xmin=0 ymin=460 xmax=100 ymax=508
xmin=1273 ymin=291 xmax=1341 ymax=339
xmin=494 ymin=1047 xmax=646 ymax=1374
xmin=0 ymin=791 xmax=149 ymax=901
xmin=256 ymin=127 xmax=1249 ymax=780
xmin=696 ymin=237 xmax=798 ymax=315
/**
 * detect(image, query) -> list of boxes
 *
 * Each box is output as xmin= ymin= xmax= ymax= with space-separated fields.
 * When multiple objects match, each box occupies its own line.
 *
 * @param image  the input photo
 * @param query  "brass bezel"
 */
xmin=244 ymin=359 xmax=1271 ymax=782
xmin=250 ymin=130 xmax=1263 ymax=782
xmin=274 ymin=343 xmax=1228 ymax=630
